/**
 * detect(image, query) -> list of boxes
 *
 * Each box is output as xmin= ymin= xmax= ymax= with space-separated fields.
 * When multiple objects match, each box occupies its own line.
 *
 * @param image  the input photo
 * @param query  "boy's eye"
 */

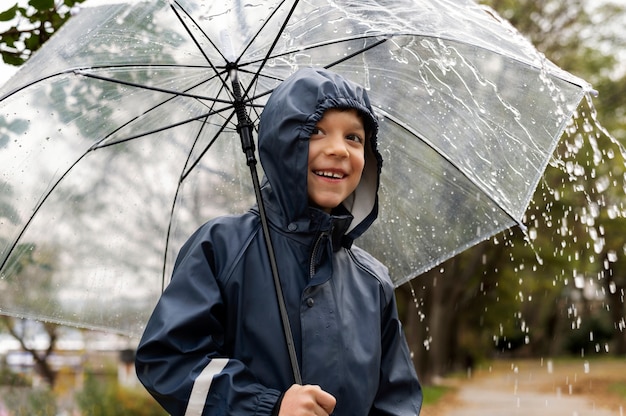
xmin=347 ymin=134 xmax=364 ymax=144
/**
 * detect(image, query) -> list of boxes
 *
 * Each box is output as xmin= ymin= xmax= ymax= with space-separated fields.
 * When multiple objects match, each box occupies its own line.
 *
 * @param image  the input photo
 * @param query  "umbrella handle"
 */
xmin=230 ymin=70 xmax=303 ymax=386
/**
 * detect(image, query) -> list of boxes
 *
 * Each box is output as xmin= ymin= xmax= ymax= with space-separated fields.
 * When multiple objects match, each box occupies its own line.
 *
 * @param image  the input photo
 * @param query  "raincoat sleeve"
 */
xmin=135 ymin=225 xmax=282 ymax=416
xmin=371 ymin=288 xmax=423 ymax=415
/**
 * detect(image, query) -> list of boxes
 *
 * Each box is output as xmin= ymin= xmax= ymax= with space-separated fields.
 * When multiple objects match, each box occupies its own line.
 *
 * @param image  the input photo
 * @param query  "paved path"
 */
xmin=424 ymin=360 xmax=624 ymax=416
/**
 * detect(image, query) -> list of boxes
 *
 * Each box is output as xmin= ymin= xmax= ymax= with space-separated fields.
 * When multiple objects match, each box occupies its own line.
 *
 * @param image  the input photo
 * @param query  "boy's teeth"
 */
xmin=316 ymin=171 xmax=343 ymax=178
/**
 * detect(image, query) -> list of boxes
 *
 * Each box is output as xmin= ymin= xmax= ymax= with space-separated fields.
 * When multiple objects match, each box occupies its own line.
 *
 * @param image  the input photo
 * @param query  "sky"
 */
xmin=0 ymin=63 xmax=18 ymax=87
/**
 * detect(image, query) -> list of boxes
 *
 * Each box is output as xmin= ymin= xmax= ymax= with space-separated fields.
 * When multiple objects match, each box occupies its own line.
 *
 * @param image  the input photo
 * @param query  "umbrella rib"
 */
xmin=236 ymin=0 xmax=293 ymax=65
xmin=381 ymin=110 xmax=526 ymax=230
xmin=235 ymin=34 xmax=387 ymax=72
xmin=323 ymin=38 xmax=388 ymax=69
xmin=232 ymin=36 xmax=388 ymax=116
xmin=0 ymin=64 xmax=199 ymax=101
xmin=222 ymin=36 xmax=386 ymax=110
xmin=231 ymin=37 xmax=385 ymax=112
xmin=169 ymin=0 xmax=299 ymax=109
xmin=170 ymin=0 xmax=235 ymax=97
xmin=242 ymin=0 xmax=301 ymax=99
xmin=234 ymin=31 xmax=590 ymax=92
xmin=0 ymin=115 xmax=232 ymax=292
xmin=0 ymin=152 xmax=89 ymax=273
xmin=161 ymin=110 xmax=232 ymax=289
xmin=85 ymin=66 xmax=238 ymax=149
xmin=180 ymin=111 xmax=236 ymax=182
xmin=75 ymin=70 xmax=231 ymax=103
xmin=170 ymin=1 xmax=225 ymax=67
xmin=233 ymin=35 xmax=389 ymax=106
xmin=92 ymin=106 xmax=233 ymax=149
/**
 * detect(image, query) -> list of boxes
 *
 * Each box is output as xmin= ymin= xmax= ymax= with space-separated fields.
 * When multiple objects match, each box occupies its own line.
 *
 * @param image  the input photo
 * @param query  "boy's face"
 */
xmin=307 ymin=108 xmax=366 ymax=213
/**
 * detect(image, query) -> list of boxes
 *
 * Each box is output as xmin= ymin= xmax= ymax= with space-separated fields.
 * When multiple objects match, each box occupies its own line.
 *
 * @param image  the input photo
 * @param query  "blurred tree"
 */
xmin=76 ymin=370 xmax=167 ymax=416
xmin=0 ymin=0 xmax=86 ymax=66
xmin=0 ymin=0 xmax=193 ymax=335
xmin=0 ymin=243 xmax=62 ymax=387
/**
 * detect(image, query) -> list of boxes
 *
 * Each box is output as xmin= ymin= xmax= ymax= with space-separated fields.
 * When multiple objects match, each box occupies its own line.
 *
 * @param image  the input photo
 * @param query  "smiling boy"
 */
xmin=135 ymin=68 xmax=422 ymax=415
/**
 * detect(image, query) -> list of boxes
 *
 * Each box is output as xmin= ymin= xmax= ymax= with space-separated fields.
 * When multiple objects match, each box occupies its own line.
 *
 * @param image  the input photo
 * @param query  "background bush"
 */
xmin=76 ymin=370 xmax=167 ymax=416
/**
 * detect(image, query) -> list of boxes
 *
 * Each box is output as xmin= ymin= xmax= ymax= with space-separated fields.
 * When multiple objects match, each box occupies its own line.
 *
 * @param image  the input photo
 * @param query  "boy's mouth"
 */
xmin=314 ymin=170 xmax=345 ymax=179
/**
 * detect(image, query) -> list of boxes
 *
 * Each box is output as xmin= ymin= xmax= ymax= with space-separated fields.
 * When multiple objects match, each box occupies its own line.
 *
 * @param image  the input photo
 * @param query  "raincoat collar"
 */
xmin=257 ymin=68 xmax=382 ymax=248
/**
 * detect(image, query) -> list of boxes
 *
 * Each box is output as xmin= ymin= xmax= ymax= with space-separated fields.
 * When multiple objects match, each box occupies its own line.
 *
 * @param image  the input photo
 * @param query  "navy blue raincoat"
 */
xmin=135 ymin=68 xmax=422 ymax=415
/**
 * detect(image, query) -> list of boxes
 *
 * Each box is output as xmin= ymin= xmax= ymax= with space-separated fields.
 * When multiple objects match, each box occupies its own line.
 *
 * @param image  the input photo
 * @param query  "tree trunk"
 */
xmin=1 ymin=317 xmax=58 ymax=387
xmin=607 ymin=281 xmax=626 ymax=354
xmin=398 ymin=277 xmax=437 ymax=384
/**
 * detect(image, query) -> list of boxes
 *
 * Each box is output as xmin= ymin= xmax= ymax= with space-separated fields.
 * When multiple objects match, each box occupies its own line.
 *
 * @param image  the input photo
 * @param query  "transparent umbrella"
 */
xmin=0 ymin=0 xmax=591 ymax=338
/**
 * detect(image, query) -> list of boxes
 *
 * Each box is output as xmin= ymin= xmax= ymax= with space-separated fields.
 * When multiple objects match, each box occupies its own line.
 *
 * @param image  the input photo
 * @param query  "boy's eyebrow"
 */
xmin=352 ymin=121 xmax=365 ymax=131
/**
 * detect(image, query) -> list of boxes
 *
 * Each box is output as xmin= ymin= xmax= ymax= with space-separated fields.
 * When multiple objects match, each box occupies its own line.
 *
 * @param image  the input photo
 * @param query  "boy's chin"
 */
xmin=308 ymin=201 xmax=349 ymax=215
xmin=309 ymin=204 xmax=333 ymax=214
xmin=308 ymin=200 xmax=336 ymax=214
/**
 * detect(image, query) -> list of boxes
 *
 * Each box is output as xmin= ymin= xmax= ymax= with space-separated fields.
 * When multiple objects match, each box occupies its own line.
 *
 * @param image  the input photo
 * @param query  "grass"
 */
xmin=608 ymin=381 xmax=626 ymax=399
xmin=422 ymin=385 xmax=453 ymax=406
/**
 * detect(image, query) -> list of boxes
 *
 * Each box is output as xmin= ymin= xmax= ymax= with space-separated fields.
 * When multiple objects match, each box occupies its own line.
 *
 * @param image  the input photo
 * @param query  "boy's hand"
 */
xmin=278 ymin=384 xmax=336 ymax=416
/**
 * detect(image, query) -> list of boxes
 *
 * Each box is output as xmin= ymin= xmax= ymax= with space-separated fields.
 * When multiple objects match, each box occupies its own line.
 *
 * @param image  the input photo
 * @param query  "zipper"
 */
xmin=309 ymin=231 xmax=329 ymax=279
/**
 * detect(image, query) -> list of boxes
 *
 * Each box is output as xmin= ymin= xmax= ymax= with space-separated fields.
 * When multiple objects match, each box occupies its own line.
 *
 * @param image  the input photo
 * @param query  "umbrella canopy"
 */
xmin=0 ymin=0 xmax=590 ymax=337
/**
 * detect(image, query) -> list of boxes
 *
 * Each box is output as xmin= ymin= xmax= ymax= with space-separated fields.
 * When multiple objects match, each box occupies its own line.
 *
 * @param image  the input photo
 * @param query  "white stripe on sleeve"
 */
xmin=184 ymin=358 xmax=229 ymax=416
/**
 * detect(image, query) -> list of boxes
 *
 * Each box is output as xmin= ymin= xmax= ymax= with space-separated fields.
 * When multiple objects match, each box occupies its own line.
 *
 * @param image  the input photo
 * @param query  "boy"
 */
xmin=135 ymin=68 xmax=422 ymax=415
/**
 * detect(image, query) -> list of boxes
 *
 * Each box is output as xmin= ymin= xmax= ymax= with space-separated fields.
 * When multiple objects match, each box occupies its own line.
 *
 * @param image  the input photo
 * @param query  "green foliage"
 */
xmin=0 ymin=5 xmax=19 ymax=22
xmin=30 ymin=0 xmax=55 ymax=10
xmin=0 ymin=366 xmax=30 ymax=386
xmin=0 ymin=0 xmax=86 ymax=66
xmin=421 ymin=385 xmax=453 ymax=406
xmin=76 ymin=371 xmax=167 ymax=416
xmin=2 ymin=387 xmax=57 ymax=416
xmin=1 ymin=244 xmax=61 ymax=317
xmin=608 ymin=381 xmax=626 ymax=399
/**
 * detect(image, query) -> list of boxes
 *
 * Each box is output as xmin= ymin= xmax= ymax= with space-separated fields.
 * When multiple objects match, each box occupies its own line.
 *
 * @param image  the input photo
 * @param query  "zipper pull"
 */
xmin=309 ymin=231 xmax=329 ymax=279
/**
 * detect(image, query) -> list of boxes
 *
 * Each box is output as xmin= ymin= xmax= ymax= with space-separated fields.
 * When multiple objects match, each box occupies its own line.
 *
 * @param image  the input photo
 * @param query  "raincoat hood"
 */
xmin=258 ymin=68 xmax=381 ymax=246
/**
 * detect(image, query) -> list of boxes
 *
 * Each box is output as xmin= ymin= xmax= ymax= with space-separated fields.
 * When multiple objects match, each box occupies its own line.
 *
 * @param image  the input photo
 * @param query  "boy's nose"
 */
xmin=325 ymin=135 xmax=349 ymax=158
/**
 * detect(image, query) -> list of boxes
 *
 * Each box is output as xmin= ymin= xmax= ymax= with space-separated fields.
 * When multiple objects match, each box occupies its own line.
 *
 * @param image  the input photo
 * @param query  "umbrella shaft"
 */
xmin=230 ymin=68 xmax=302 ymax=385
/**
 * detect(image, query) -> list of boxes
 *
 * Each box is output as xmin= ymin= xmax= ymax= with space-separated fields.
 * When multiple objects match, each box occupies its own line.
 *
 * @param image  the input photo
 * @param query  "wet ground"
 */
xmin=422 ymin=359 xmax=625 ymax=416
